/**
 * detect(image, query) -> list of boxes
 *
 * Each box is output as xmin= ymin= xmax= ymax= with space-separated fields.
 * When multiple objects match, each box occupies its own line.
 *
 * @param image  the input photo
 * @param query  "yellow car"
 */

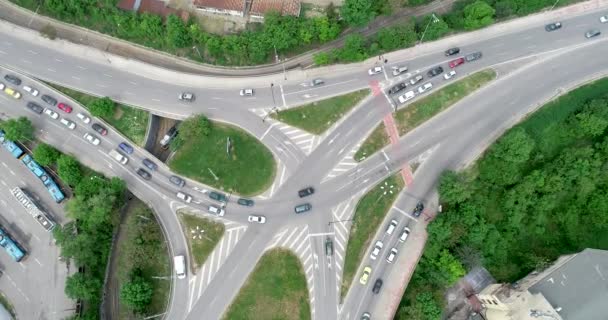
xmin=359 ymin=266 xmax=372 ymax=285
xmin=4 ymin=87 xmax=21 ymax=99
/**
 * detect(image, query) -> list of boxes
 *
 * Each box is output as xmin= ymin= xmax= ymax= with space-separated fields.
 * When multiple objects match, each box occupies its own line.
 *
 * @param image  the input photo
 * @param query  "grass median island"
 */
xmin=0 ymin=292 xmax=16 ymax=319
xmin=354 ymin=123 xmax=389 ymax=162
xmin=224 ymin=249 xmax=310 ymax=320
xmin=271 ymin=89 xmax=370 ymax=135
xmin=341 ymin=174 xmax=405 ymax=300
xmin=395 ymin=69 xmax=496 ymax=136
xmin=177 ymin=211 xmax=225 ymax=270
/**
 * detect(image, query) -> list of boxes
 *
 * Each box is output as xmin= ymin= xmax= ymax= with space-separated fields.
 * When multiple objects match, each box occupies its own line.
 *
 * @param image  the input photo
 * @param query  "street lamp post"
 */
xmin=274 ymin=45 xmax=287 ymax=80
xmin=418 ymin=13 xmax=440 ymax=45
xmin=550 ymin=0 xmax=560 ymax=10
xmin=263 ymin=83 xmax=279 ymax=122
xmin=192 ymin=46 xmax=203 ymax=60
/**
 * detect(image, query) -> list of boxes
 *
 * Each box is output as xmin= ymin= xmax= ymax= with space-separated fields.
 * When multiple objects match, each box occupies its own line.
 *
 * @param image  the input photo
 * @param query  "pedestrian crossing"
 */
xmin=251 ymin=108 xmax=319 ymax=155
xmin=321 ymin=145 xmax=360 ymax=184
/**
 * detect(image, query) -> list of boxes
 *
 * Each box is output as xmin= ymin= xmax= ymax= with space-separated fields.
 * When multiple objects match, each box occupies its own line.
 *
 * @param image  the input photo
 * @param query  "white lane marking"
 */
xmin=27 ymin=49 xmax=38 ymax=55
xmin=285 ymin=79 xmax=358 ymax=95
xmin=280 ymin=84 xmax=287 ymax=107
xmin=151 ymin=98 xmax=160 ymax=102
xmin=96 ymin=84 xmax=107 ymax=88
xmin=207 ymin=251 xmax=214 ymax=284
xmin=129 ymin=81 xmax=138 ymax=85
xmin=281 ymin=227 xmax=301 ymax=247
xmin=71 ymin=76 xmax=80 ymax=80
xmin=197 ymin=264 xmax=206 ymax=298
xmin=77 ymin=65 xmax=86 ymax=70
xmin=382 ymin=150 xmax=390 ymax=161
xmin=211 ymin=97 xmax=222 ymax=100
xmin=34 ymin=258 xmax=43 ymax=266
xmin=0 ymin=200 xmax=5 ymax=207
xmin=1 ymin=162 xmax=7 ymax=168
xmin=0 ymin=180 xmax=6 ymax=187
xmin=21 ymin=59 xmax=31 ymax=64
xmin=279 ymin=165 xmax=287 ymax=186
xmin=54 ymin=58 xmax=62 ymax=62
xmin=261 ymin=123 xmax=275 ymax=140
xmin=47 ymin=68 xmax=55 ymax=72
xmin=124 ymin=91 xmax=135 ymax=95
xmin=308 ymin=232 xmax=335 ymax=238
xmin=103 ymin=73 xmax=112 ymax=78
xmin=9 ymin=170 xmax=15 ymax=176
xmin=0 ymin=50 xmax=6 ymax=55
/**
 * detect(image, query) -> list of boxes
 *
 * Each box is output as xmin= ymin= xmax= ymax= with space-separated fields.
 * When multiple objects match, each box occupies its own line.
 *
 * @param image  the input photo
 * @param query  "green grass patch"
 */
xmin=271 ymin=89 xmax=370 ymax=135
xmin=354 ymin=123 xmax=389 ymax=162
xmin=177 ymin=211 xmax=225 ymax=270
xmin=47 ymin=83 xmax=149 ymax=146
xmin=224 ymin=249 xmax=310 ymax=320
xmin=395 ymin=69 xmax=496 ymax=136
xmin=169 ymin=122 xmax=275 ymax=196
xmin=117 ymin=199 xmax=170 ymax=318
xmin=0 ymin=292 xmax=16 ymax=319
xmin=341 ymin=174 xmax=405 ymax=300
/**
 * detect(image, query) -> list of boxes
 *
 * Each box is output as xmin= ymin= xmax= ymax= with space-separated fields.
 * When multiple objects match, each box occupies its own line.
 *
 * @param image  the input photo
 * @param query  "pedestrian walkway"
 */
xmin=252 ymin=108 xmax=319 ymax=155
xmin=382 ymin=113 xmax=414 ymax=185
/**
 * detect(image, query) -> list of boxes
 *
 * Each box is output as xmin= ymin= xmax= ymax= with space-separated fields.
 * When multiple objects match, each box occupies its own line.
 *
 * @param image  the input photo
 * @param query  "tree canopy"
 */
xmin=89 ymin=96 xmax=116 ymax=118
xmin=1 ymin=117 xmax=34 ymax=141
xmin=463 ymin=1 xmax=496 ymax=30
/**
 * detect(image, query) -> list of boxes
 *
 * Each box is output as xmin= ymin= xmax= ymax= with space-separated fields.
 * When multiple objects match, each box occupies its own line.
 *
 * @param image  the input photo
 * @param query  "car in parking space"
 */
xmin=413 ymin=201 xmax=424 ymax=217
xmin=137 ymin=168 xmax=152 ymax=180
xmin=386 ymin=248 xmax=398 ymax=263
xmin=427 ymin=66 xmax=444 ymax=78
xmin=41 ymin=94 xmax=57 ymax=106
xmin=43 ymin=108 xmax=59 ymax=119
xmin=585 ymin=29 xmax=601 ymax=39
xmin=4 ymin=87 xmax=21 ymax=99
xmin=178 ymin=92 xmax=195 ymax=102
xmin=0 ymin=83 xmax=3 ymax=90
xmin=368 ymin=66 xmax=383 ymax=75
xmin=399 ymin=226 xmax=411 ymax=242
xmin=465 ymin=51 xmax=483 ymax=62
xmin=388 ymin=82 xmax=407 ymax=95
xmin=444 ymin=70 xmax=456 ymax=80
xmin=361 ymin=312 xmax=371 ymax=320
xmin=60 ymin=118 xmax=76 ymax=130
xmin=237 ymin=198 xmax=254 ymax=206
xmin=77 ymin=112 xmax=91 ymax=124
xmin=600 ymin=15 xmax=608 ymax=23
xmin=209 ymin=191 xmax=227 ymax=203
xmin=119 ymin=142 xmax=134 ymax=154
xmin=298 ymin=187 xmax=315 ymax=198
xmin=22 ymin=85 xmax=39 ymax=96
xmin=386 ymin=219 xmax=398 ymax=235
xmin=417 ymin=82 xmax=433 ymax=94
xmin=83 ymin=132 xmax=100 ymax=146
xmin=359 ymin=266 xmax=372 ymax=285
xmin=310 ymin=78 xmax=325 ymax=86
xmin=26 ymin=102 xmax=43 ymax=114
xmin=449 ymin=57 xmax=465 ymax=68
xmin=397 ymin=90 xmax=415 ymax=104
xmin=545 ymin=22 xmax=562 ymax=31
xmin=208 ymin=204 xmax=225 ymax=217
xmin=372 ymin=279 xmax=383 ymax=294
xmin=3 ymin=74 xmax=21 ymax=86
xmin=409 ymin=74 xmax=423 ymax=85
xmin=392 ymin=66 xmax=408 ymax=76
xmin=239 ymin=88 xmax=254 ymax=96
xmin=57 ymin=102 xmax=73 ymax=113
xmin=92 ymin=123 xmax=108 ymax=136
xmin=294 ymin=203 xmax=312 ymax=214
xmin=370 ymin=240 xmax=383 ymax=260
xmin=248 ymin=215 xmax=266 ymax=224
xmin=142 ymin=158 xmax=157 ymax=171
xmin=445 ymin=47 xmax=460 ymax=56
xmin=176 ymin=191 xmax=192 ymax=203
xmin=169 ymin=175 xmax=185 ymax=188
xmin=325 ymin=237 xmax=333 ymax=256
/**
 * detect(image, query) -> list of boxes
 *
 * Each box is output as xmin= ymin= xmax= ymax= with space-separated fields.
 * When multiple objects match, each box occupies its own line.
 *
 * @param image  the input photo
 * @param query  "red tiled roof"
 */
xmin=193 ymin=0 xmax=245 ymax=12
xmin=117 ymin=0 xmax=136 ymax=11
xmin=136 ymin=0 xmax=189 ymax=22
xmin=250 ymin=0 xmax=301 ymax=17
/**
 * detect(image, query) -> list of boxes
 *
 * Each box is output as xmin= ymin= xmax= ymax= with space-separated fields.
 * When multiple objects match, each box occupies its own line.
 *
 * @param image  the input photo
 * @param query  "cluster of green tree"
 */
xmin=396 ymin=79 xmax=608 ymax=320
xmin=170 ymin=113 xmax=211 ymax=151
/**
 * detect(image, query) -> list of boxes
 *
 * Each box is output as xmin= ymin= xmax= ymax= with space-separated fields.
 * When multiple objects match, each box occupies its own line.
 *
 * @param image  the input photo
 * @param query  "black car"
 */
xmin=26 ymin=102 xmax=43 ymax=114
xmin=295 ymin=203 xmax=312 ymax=214
xmin=92 ymin=123 xmax=108 ymax=136
xmin=361 ymin=313 xmax=371 ymax=320
xmin=298 ymin=187 xmax=315 ymax=198
xmin=142 ymin=158 xmax=157 ymax=171
xmin=237 ymin=198 xmax=254 ymax=206
xmin=169 ymin=175 xmax=185 ymax=188
xmin=388 ymin=82 xmax=407 ymax=95
xmin=372 ymin=279 xmax=383 ymax=294
xmin=413 ymin=201 xmax=424 ymax=217
xmin=119 ymin=142 xmax=134 ymax=154
xmin=325 ymin=237 xmax=334 ymax=256
xmin=209 ymin=191 xmax=227 ymax=203
xmin=465 ymin=51 xmax=483 ymax=62
xmin=445 ymin=47 xmax=460 ymax=56
xmin=427 ymin=66 xmax=444 ymax=78
xmin=41 ymin=94 xmax=57 ymax=106
xmin=545 ymin=22 xmax=562 ymax=32
xmin=136 ymin=168 xmax=151 ymax=180
xmin=3 ymin=74 xmax=21 ymax=86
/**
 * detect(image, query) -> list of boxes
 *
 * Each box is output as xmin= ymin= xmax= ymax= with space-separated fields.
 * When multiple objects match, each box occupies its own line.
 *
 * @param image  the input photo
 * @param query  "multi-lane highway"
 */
xmin=0 ymin=0 xmax=607 ymax=319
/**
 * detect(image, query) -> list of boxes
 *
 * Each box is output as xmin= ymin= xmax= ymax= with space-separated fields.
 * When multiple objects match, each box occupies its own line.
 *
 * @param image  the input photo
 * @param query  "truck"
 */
xmin=0 ymin=226 xmax=26 ymax=262
xmin=174 ymin=255 xmax=186 ymax=279
xmin=108 ymin=149 xmax=128 ymax=165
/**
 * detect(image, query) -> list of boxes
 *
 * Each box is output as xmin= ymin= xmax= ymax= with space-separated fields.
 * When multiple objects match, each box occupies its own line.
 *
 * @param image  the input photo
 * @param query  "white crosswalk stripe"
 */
xmin=251 ymin=108 xmax=319 ymax=154
xmin=321 ymin=145 xmax=360 ymax=184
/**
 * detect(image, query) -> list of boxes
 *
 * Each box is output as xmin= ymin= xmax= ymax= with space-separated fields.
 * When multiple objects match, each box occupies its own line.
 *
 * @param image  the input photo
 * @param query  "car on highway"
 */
xmin=77 ymin=112 xmax=91 ymax=124
xmin=237 ymin=198 xmax=254 ymax=206
xmin=449 ymin=57 xmax=465 ymax=68
xmin=386 ymin=219 xmax=398 ymax=235
xmin=176 ymin=191 xmax=192 ymax=203
xmin=372 ymin=279 xmax=383 ymax=294
xmin=60 ymin=118 xmax=76 ymax=130
xmin=310 ymin=78 xmax=325 ymax=86
xmin=209 ymin=191 xmax=227 ymax=203
xmin=418 ymin=82 xmax=433 ymax=94
xmin=41 ymin=94 xmax=57 ymax=106
xmin=427 ymin=66 xmax=444 ymax=78
xmin=388 ymin=82 xmax=407 ymax=95
xmin=361 ymin=312 xmax=371 ymax=320
xmin=240 ymin=88 xmax=254 ymax=96
xmin=57 ymin=102 xmax=73 ymax=113
xmin=83 ymin=132 xmax=100 ymax=146
xmin=397 ymin=90 xmax=415 ymax=104
xmin=92 ymin=123 xmax=108 ymax=136
xmin=600 ymin=15 xmax=608 ymax=23
xmin=409 ymin=74 xmax=423 ymax=85
xmin=208 ymin=204 xmax=225 ymax=217
xmin=298 ymin=187 xmax=315 ymax=198
xmin=368 ymin=66 xmax=383 ymax=75
xmin=392 ymin=66 xmax=408 ymax=76
xmin=169 ymin=175 xmax=185 ymax=188
xmin=444 ymin=70 xmax=456 ymax=80
xmin=22 ymin=85 xmax=39 ymax=96
xmin=43 ymin=108 xmax=59 ymax=120
xmin=386 ymin=248 xmax=398 ymax=263
xmin=4 ymin=87 xmax=21 ymax=99
xmin=3 ymin=74 xmax=21 ymax=86
xmin=325 ymin=237 xmax=333 ymax=256
xmin=359 ymin=266 xmax=372 ymax=285
xmin=294 ymin=203 xmax=312 ymax=214
xmin=370 ymin=240 xmax=383 ymax=260
xmin=399 ymin=226 xmax=411 ymax=242
xmin=142 ymin=158 xmax=157 ymax=171
xmin=109 ymin=149 xmax=128 ymax=165
xmin=26 ymin=102 xmax=43 ymax=114
xmin=465 ymin=51 xmax=483 ymax=62
xmin=445 ymin=47 xmax=460 ymax=56
xmin=545 ymin=22 xmax=562 ymax=31
xmin=119 ymin=142 xmax=134 ymax=154
xmin=248 ymin=215 xmax=266 ymax=224
xmin=585 ymin=29 xmax=601 ymax=38
xmin=413 ymin=201 xmax=424 ymax=217
xmin=178 ymin=92 xmax=195 ymax=102
xmin=137 ymin=168 xmax=152 ymax=180
xmin=0 ymin=83 xmax=3 ymax=91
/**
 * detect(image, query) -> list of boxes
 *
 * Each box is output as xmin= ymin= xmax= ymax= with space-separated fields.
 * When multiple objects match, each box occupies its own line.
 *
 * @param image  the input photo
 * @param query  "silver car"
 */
xmin=585 ymin=29 xmax=601 ymax=39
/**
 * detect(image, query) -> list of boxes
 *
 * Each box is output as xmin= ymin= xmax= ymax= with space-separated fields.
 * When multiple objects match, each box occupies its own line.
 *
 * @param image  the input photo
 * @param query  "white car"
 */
xmin=83 ymin=132 xmax=100 ymax=146
xmin=386 ymin=248 xmax=398 ymax=263
xmin=392 ymin=66 xmax=408 ymax=76
xmin=22 ymin=85 xmax=39 ymax=96
xmin=77 ymin=112 xmax=91 ymax=124
xmin=176 ymin=191 xmax=192 ymax=203
xmin=444 ymin=70 xmax=456 ymax=80
xmin=44 ymin=108 xmax=59 ymax=119
xmin=239 ymin=88 xmax=254 ymax=96
xmin=60 ymin=118 xmax=76 ymax=130
xmin=397 ymin=90 xmax=415 ymax=104
xmin=399 ymin=227 xmax=411 ymax=242
xmin=368 ymin=66 xmax=383 ymax=75
xmin=600 ymin=15 xmax=608 ymax=23
xmin=409 ymin=74 xmax=423 ymax=85
xmin=248 ymin=215 xmax=266 ymax=224
xmin=386 ymin=219 xmax=398 ymax=235
xmin=208 ymin=205 xmax=225 ymax=217
xmin=370 ymin=240 xmax=383 ymax=260
xmin=417 ymin=82 xmax=433 ymax=93
xmin=0 ymin=83 xmax=4 ymax=90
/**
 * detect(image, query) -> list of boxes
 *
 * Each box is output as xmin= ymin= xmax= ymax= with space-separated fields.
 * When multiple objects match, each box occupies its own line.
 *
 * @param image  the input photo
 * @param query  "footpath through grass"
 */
xmin=354 ymin=123 xmax=389 ymax=162
xmin=395 ymin=69 xmax=496 ymax=136
xmin=272 ymin=89 xmax=370 ymax=135
xmin=341 ymin=174 xmax=405 ymax=300
xmin=48 ymin=84 xmax=149 ymax=146
xmin=169 ymin=122 xmax=275 ymax=196
xmin=224 ymin=249 xmax=310 ymax=320
xmin=177 ymin=211 xmax=225 ymax=270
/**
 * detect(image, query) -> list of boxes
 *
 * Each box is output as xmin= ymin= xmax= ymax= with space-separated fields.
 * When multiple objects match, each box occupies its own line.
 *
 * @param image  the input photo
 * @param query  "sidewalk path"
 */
xmin=383 ymin=113 xmax=414 ymax=185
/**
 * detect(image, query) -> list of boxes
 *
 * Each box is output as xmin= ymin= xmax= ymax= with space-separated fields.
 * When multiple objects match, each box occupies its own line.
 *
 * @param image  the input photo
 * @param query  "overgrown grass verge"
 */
xmin=177 ymin=211 xmax=225 ymax=270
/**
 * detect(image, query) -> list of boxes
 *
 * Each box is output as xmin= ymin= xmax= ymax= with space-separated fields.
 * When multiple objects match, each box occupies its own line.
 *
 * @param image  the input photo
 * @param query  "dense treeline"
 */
xmin=396 ymin=79 xmax=608 ymax=319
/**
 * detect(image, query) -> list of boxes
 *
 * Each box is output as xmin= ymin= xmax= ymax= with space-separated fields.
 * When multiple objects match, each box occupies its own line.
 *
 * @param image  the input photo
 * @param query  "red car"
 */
xmin=57 ymin=102 xmax=73 ymax=113
xmin=449 ymin=57 xmax=465 ymax=68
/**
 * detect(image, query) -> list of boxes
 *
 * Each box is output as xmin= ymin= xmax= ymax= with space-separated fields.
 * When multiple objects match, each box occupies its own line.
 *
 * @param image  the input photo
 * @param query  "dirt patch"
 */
xmin=113 ymin=107 xmax=124 ymax=120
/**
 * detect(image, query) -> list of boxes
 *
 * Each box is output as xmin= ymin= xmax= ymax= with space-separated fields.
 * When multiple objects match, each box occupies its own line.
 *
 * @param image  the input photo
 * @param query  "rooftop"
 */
xmin=193 ymin=0 xmax=245 ymax=12
xmin=250 ymin=0 xmax=301 ymax=17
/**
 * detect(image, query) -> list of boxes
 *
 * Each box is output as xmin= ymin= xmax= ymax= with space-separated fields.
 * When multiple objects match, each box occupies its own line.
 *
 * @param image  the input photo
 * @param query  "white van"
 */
xmin=108 ymin=149 xmax=128 ymax=165
xmin=398 ymin=90 xmax=415 ymax=104
xmin=386 ymin=219 xmax=398 ymax=235
xmin=174 ymin=255 xmax=186 ymax=279
xmin=392 ymin=66 xmax=408 ymax=76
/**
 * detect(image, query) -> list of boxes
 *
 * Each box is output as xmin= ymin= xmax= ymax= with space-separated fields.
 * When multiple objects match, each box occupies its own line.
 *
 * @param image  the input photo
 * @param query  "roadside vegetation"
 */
xmin=224 ymin=249 xmax=310 ymax=320
xmin=341 ymin=174 xmax=404 ymax=300
xmin=396 ymin=77 xmax=608 ymax=319
xmin=354 ymin=123 xmax=389 ymax=162
xmin=272 ymin=89 xmax=370 ymax=135
xmin=169 ymin=114 xmax=275 ymax=196
xmin=0 ymin=292 xmax=16 ymax=319
xmin=395 ymin=69 xmax=496 ymax=135
xmin=48 ymin=84 xmax=149 ymax=146
xmin=177 ymin=211 xmax=225 ymax=270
